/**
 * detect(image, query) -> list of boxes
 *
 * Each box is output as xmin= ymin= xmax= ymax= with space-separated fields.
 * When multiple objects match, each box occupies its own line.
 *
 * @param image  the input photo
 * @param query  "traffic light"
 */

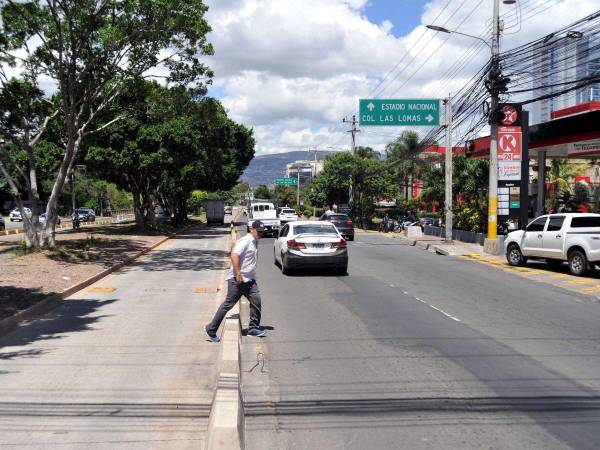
xmin=485 ymin=75 xmax=511 ymax=94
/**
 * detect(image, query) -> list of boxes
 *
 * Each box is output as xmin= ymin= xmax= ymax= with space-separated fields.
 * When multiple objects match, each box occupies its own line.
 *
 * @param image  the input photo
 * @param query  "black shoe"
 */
xmin=247 ymin=328 xmax=266 ymax=337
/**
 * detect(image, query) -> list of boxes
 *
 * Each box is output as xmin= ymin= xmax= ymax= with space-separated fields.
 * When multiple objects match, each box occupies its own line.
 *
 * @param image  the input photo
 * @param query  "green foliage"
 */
xmin=254 ymin=184 xmax=272 ymax=200
xmin=188 ymin=190 xmax=209 ymax=214
xmin=417 ymin=155 xmax=489 ymax=232
xmin=0 ymin=0 xmax=214 ymax=245
xmin=87 ymin=81 xmax=254 ymax=228
xmin=233 ymin=181 xmax=251 ymax=195
xmin=274 ymin=185 xmax=296 ymax=207
xmin=453 ymin=200 xmax=486 ymax=233
xmin=306 ymin=151 xmax=398 ymax=225
xmin=385 ymin=131 xmax=422 ymax=199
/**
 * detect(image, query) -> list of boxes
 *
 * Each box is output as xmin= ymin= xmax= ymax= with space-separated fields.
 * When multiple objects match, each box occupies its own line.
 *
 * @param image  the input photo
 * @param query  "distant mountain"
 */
xmin=240 ymin=150 xmax=337 ymax=187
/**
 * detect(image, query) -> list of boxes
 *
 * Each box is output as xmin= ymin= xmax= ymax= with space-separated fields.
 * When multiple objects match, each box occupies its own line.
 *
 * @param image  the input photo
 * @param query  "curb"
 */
xmin=0 ymin=225 xmax=187 ymax=338
xmin=206 ymin=210 xmax=244 ymax=450
xmin=432 ymin=245 xmax=450 ymax=256
xmin=415 ymin=241 xmax=430 ymax=250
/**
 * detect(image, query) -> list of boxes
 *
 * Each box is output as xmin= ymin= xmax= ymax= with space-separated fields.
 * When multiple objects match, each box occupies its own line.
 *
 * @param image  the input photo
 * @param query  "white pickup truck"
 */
xmin=247 ymin=202 xmax=280 ymax=237
xmin=504 ymin=213 xmax=600 ymax=276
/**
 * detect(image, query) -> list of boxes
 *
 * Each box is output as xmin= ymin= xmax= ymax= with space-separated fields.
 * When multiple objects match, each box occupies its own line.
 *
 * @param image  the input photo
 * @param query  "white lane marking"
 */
xmin=409 ymin=293 xmax=461 ymax=322
xmin=427 ymin=304 xmax=462 ymax=322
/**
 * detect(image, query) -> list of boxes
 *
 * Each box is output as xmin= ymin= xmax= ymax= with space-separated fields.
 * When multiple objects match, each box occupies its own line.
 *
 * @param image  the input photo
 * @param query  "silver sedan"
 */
xmin=273 ymin=220 xmax=348 ymax=275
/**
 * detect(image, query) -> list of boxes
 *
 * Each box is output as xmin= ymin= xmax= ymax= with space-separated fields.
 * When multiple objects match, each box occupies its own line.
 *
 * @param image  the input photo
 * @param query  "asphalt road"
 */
xmin=241 ymin=231 xmax=600 ymax=449
xmin=0 ymin=224 xmax=231 ymax=449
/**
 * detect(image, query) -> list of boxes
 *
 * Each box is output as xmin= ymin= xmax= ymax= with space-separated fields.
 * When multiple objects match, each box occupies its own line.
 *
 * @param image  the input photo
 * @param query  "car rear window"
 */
xmin=571 ymin=217 xmax=600 ymax=228
xmin=329 ymin=214 xmax=350 ymax=221
xmin=293 ymin=224 xmax=338 ymax=235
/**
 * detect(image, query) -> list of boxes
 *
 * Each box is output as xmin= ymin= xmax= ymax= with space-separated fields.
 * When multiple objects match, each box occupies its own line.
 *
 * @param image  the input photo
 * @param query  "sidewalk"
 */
xmin=0 ymin=225 xmax=231 ymax=449
xmin=356 ymin=229 xmax=489 ymax=257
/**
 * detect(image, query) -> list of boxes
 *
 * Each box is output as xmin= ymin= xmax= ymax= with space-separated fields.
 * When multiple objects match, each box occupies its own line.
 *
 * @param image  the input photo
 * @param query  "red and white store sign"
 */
xmin=498 ymin=126 xmax=522 ymax=161
xmin=498 ymin=126 xmax=522 ymax=181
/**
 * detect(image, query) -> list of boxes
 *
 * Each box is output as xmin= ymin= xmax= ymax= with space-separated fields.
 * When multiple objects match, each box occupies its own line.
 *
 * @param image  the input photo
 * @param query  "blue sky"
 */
xmin=363 ymin=0 xmax=425 ymax=37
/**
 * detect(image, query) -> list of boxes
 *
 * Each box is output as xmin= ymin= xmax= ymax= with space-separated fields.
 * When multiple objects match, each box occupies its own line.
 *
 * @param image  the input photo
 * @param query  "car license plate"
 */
xmin=312 ymin=243 xmax=324 ymax=248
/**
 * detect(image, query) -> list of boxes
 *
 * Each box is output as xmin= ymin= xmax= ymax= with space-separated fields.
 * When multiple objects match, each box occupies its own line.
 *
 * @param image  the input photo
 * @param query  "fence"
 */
xmin=424 ymin=225 xmax=487 ymax=246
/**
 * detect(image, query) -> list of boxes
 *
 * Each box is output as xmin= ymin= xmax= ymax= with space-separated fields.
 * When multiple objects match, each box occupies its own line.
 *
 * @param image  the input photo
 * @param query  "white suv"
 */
xmin=9 ymin=207 xmax=31 ymax=222
xmin=505 ymin=213 xmax=600 ymax=276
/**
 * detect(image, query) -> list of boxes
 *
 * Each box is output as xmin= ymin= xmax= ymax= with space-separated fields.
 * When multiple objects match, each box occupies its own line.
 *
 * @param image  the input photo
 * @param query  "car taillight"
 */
xmin=331 ymin=239 xmax=347 ymax=248
xmin=346 ymin=220 xmax=353 ymax=225
xmin=287 ymin=239 xmax=306 ymax=249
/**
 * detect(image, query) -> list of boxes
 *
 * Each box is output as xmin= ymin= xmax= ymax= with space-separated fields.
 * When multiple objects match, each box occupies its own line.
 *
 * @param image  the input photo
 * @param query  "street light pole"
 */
xmin=444 ymin=97 xmax=453 ymax=242
xmin=427 ymin=0 xmax=512 ymax=254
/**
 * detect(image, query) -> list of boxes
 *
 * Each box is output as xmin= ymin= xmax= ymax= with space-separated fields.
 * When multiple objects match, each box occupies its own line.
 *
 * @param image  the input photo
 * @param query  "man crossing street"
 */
xmin=204 ymin=220 xmax=266 ymax=342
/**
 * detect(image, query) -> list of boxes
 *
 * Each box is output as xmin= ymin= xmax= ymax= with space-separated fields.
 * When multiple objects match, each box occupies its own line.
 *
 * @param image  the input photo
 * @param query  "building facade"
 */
xmin=527 ymin=35 xmax=600 ymax=125
xmin=285 ymin=160 xmax=324 ymax=183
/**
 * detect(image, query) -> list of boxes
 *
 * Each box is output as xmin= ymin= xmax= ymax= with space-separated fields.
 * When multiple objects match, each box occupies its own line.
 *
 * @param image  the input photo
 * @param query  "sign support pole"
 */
xmin=444 ymin=97 xmax=453 ymax=242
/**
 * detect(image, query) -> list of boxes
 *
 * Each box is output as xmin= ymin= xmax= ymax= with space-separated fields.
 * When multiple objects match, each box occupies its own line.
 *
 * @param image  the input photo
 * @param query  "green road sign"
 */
xmin=509 ymin=200 xmax=520 ymax=208
xmin=359 ymin=99 xmax=441 ymax=126
xmin=276 ymin=177 xmax=297 ymax=186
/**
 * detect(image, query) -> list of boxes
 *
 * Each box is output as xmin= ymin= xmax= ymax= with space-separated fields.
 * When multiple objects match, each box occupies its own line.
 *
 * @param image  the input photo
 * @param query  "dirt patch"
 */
xmin=0 ymin=223 xmax=190 ymax=320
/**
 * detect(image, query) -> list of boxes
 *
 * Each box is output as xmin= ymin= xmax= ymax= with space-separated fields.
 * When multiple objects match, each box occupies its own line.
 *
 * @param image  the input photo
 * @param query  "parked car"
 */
xmin=72 ymin=208 xmax=96 ymax=222
xmin=505 ymin=213 xmax=600 ymax=276
xmin=0 ymin=215 xmax=4 ymax=231
xmin=278 ymin=208 xmax=298 ymax=223
xmin=274 ymin=220 xmax=348 ymax=275
xmin=319 ymin=213 xmax=354 ymax=241
xmin=419 ymin=217 xmax=440 ymax=228
xmin=9 ymin=207 xmax=31 ymax=222
xmin=39 ymin=213 xmax=61 ymax=225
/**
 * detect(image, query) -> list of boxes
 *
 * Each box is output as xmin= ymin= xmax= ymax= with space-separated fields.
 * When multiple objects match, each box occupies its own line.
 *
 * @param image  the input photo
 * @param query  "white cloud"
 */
xmin=206 ymin=0 xmax=600 ymax=154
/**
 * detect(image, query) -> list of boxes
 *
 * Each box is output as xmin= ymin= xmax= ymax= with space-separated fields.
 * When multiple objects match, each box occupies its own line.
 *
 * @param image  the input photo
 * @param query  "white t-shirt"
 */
xmin=226 ymin=234 xmax=258 ymax=282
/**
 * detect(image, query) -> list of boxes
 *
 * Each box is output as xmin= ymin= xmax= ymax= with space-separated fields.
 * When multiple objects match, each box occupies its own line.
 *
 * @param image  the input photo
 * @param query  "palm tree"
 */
xmin=385 ymin=131 xmax=423 ymax=199
xmin=546 ymin=159 xmax=586 ymax=211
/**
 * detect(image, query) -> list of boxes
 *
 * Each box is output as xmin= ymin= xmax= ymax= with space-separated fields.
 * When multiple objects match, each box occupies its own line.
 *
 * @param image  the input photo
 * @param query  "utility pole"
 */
xmin=485 ymin=0 xmax=501 ymax=252
xmin=342 ymin=115 xmax=359 ymax=207
xmin=296 ymin=166 xmax=300 ymax=206
xmin=443 ymin=97 xmax=453 ymax=242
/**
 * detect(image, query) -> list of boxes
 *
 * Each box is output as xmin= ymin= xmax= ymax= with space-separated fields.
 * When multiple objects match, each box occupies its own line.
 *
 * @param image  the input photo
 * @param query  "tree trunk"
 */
xmin=132 ymin=190 xmax=146 ymax=231
xmin=40 ymin=132 xmax=82 ymax=248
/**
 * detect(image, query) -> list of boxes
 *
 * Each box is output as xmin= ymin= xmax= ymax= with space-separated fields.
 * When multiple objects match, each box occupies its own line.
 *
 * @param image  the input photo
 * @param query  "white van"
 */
xmin=248 ymin=202 xmax=280 ymax=236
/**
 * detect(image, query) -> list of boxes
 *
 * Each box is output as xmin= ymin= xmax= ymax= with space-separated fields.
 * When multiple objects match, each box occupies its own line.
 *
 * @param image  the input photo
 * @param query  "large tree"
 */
xmin=87 ymin=81 xmax=254 ymax=229
xmin=306 ymin=152 xmax=397 ymax=226
xmin=0 ymin=0 xmax=213 ymax=246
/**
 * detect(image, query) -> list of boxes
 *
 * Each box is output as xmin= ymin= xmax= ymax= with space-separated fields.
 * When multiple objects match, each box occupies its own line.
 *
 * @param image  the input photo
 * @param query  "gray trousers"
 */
xmin=206 ymin=279 xmax=262 ymax=334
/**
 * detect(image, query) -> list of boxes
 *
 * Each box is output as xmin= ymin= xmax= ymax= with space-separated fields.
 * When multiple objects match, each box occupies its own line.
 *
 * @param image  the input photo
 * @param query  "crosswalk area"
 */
xmin=462 ymin=253 xmax=600 ymax=299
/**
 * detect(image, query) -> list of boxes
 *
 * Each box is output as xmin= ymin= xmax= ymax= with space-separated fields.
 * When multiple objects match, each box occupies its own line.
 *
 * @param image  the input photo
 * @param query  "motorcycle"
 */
xmin=72 ymin=216 xmax=81 ymax=230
